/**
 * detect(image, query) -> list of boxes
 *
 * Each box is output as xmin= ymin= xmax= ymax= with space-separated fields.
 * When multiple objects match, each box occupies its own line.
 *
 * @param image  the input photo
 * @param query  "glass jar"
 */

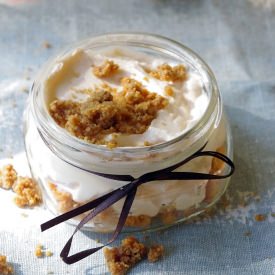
xmin=24 ymin=33 xmax=233 ymax=233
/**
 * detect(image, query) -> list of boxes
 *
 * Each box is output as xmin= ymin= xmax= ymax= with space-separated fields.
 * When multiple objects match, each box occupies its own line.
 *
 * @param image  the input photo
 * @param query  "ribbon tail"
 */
xmin=60 ymin=187 xmax=137 ymax=264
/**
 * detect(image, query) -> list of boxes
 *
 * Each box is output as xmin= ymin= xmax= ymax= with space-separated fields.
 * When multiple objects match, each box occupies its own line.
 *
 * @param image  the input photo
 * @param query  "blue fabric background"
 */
xmin=0 ymin=0 xmax=274 ymax=274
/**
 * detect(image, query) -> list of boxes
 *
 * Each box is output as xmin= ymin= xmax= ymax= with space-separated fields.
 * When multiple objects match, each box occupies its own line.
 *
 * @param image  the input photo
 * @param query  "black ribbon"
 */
xmin=41 ymin=146 xmax=234 ymax=264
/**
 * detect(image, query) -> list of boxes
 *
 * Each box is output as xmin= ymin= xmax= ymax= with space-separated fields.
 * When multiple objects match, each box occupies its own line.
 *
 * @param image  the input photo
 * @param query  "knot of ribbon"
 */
xmin=41 ymin=146 xmax=234 ymax=264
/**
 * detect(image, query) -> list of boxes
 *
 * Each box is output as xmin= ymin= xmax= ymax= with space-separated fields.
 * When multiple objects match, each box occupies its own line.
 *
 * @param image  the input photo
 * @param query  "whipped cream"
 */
xmin=44 ymin=48 xmax=209 ymax=147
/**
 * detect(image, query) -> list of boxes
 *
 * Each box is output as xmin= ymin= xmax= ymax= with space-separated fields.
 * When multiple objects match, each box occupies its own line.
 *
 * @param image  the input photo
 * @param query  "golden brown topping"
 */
xmin=49 ymin=80 xmax=168 ymax=147
xmin=160 ymin=206 xmax=178 ymax=224
xmin=254 ymin=214 xmax=266 ymax=222
xmin=48 ymin=182 xmax=79 ymax=213
xmin=164 ymin=86 xmax=174 ymax=97
xmin=45 ymin=250 xmax=53 ymax=257
xmin=0 ymin=255 xmax=13 ymax=275
xmin=150 ymin=63 xmax=186 ymax=82
xmin=35 ymin=244 xmax=44 ymax=258
xmin=13 ymin=177 xmax=42 ymax=208
xmin=147 ymin=245 xmax=164 ymax=262
xmin=93 ymin=60 xmax=119 ymax=78
xmin=125 ymin=215 xmax=151 ymax=227
xmin=103 ymin=236 xmax=147 ymax=275
xmin=0 ymin=164 xmax=17 ymax=190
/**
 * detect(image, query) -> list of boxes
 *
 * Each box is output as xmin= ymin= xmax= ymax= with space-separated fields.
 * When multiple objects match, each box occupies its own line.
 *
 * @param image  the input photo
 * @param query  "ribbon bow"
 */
xmin=41 ymin=146 xmax=234 ymax=264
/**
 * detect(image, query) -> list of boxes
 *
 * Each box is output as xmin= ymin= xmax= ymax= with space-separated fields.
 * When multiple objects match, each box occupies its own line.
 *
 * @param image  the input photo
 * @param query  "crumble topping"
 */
xmin=48 ymin=182 xmax=79 ymax=213
xmin=150 ymin=63 xmax=186 ymax=82
xmin=103 ymin=236 xmax=147 ymax=275
xmin=93 ymin=60 xmax=119 ymax=78
xmin=104 ymin=236 xmax=164 ymax=275
xmin=164 ymin=85 xmax=174 ymax=96
xmin=125 ymin=215 xmax=151 ymax=227
xmin=0 ymin=255 xmax=13 ymax=275
xmin=147 ymin=245 xmax=164 ymax=263
xmin=49 ymin=78 xmax=168 ymax=146
xmin=0 ymin=164 xmax=17 ymax=190
xmin=13 ymin=177 xmax=42 ymax=208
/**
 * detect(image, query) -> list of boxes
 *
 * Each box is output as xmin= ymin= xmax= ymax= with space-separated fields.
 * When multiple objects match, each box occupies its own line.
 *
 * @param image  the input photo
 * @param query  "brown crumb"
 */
xmin=125 ymin=215 xmax=151 ymax=227
xmin=160 ymin=206 xmax=177 ymax=224
xmin=150 ymin=64 xmax=186 ymax=82
xmin=49 ymin=79 xmax=168 ymax=146
xmin=143 ymin=76 xmax=149 ymax=82
xmin=254 ymin=214 xmax=266 ymax=222
xmin=164 ymin=86 xmax=174 ymax=96
xmin=93 ymin=60 xmax=119 ymax=78
xmin=42 ymin=41 xmax=52 ymax=49
xmin=46 ymin=250 xmax=53 ymax=257
xmin=0 ymin=255 xmax=13 ymax=275
xmin=48 ymin=182 xmax=79 ymax=213
xmin=103 ymin=236 xmax=147 ymax=275
xmin=35 ymin=244 xmax=44 ymax=258
xmin=13 ymin=177 xmax=42 ymax=208
xmin=147 ymin=245 xmax=164 ymax=263
xmin=143 ymin=141 xmax=151 ymax=146
xmin=0 ymin=164 xmax=17 ymax=190
xmin=244 ymin=231 xmax=252 ymax=237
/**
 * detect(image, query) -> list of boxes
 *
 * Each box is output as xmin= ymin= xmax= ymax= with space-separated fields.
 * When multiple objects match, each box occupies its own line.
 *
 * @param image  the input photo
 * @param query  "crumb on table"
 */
xmin=0 ymin=255 xmax=13 ymax=275
xmin=45 ymin=250 xmax=53 ymax=257
xmin=13 ymin=177 xmax=42 ymax=208
xmin=164 ymin=86 xmax=174 ymax=96
xmin=0 ymin=164 xmax=17 ymax=190
xmin=147 ymin=245 xmax=164 ymax=262
xmin=93 ymin=60 xmax=119 ymax=78
xmin=254 ymin=214 xmax=266 ymax=222
xmin=35 ymin=244 xmax=44 ymax=258
xmin=42 ymin=41 xmax=52 ymax=49
xmin=103 ymin=236 xmax=147 ymax=275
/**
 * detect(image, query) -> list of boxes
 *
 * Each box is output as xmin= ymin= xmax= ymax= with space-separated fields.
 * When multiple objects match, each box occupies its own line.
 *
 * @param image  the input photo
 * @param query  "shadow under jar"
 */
xmin=24 ymin=33 xmax=233 ymax=233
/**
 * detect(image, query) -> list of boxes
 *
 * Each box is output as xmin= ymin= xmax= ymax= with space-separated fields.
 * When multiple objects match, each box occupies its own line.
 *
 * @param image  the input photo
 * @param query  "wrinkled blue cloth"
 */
xmin=0 ymin=0 xmax=274 ymax=274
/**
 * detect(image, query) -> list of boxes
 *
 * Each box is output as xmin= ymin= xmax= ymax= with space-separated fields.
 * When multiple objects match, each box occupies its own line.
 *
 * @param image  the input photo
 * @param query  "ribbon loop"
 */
xmin=41 ymin=147 xmax=235 ymax=264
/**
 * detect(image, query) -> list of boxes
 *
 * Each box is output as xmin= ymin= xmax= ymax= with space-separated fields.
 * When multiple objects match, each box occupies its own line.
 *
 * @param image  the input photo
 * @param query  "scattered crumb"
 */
xmin=13 ymin=177 xmax=42 ymax=208
xmin=93 ymin=60 xmax=119 ymax=78
xmin=49 ymin=79 xmax=167 ymax=146
xmin=150 ymin=63 xmax=186 ymax=82
xmin=143 ymin=76 xmax=149 ymax=82
xmin=244 ymin=231 xmax=252 ymax=237
xmin=35 ymin=244 xmax=44 ymax=258
xmin=0 ymin=255 xmax=13 ymax=275
xmin=42 ymin=41 xmax=52 ymax=49
xmin=254 ymin=214 xmax=266 ymax=222
xmin=45 ymin=250 xmax=53 ymax=257
xmin=103 ymin=236 xmax=147 ymax=275
xmin=125 ymin=215 xmax=151 ymax=227
xmin=0 ymin=164 xmax=17 ymax=190
xmin=20 ymin=212 xmax=28 ymax=218
xmin=147 ymin=245 xmax=164 ymax=263
xmin=164 ymin=86 xmax=174 ymax=96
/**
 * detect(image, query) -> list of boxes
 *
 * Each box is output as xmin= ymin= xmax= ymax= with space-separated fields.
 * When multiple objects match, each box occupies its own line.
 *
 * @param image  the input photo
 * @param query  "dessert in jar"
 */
xmin=24 ymin=33 xmax=233 ymax=232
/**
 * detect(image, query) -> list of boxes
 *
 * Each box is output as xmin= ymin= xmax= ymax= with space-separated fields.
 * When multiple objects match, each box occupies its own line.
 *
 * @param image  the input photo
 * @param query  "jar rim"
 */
xmin=31 ymin=32 xmax=221 ymax=155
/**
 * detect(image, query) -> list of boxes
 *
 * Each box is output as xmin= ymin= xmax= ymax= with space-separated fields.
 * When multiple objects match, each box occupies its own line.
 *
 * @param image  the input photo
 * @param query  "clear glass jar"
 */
xmin=24 ymin=33 xmax=233 ymax=233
